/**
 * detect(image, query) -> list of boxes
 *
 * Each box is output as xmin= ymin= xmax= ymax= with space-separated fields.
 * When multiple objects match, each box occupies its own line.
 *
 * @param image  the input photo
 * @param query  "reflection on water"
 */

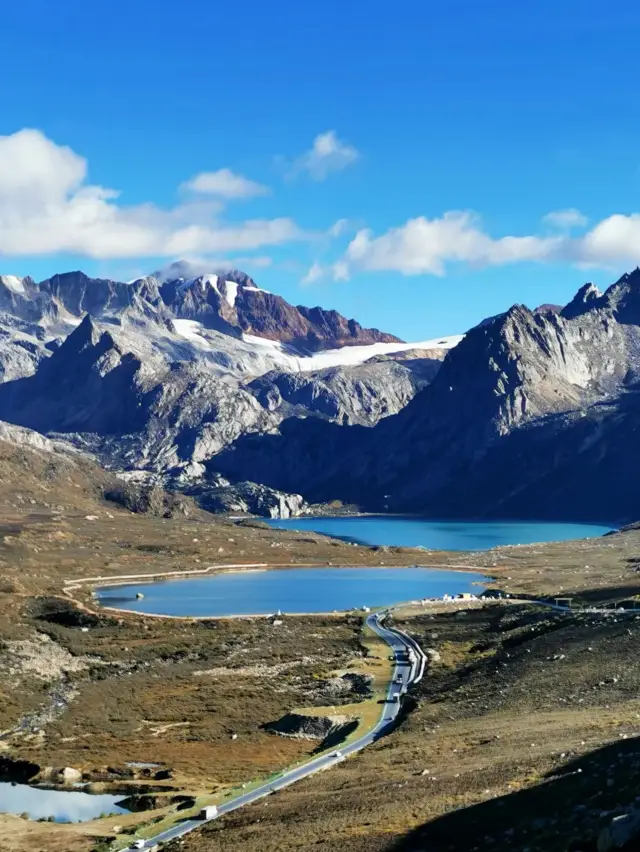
xmin=0 ymin=782 xmax=130 ymax=822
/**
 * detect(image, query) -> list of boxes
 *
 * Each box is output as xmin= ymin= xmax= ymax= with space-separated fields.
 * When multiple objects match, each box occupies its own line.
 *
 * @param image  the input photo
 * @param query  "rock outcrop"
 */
xmin=263 ymin=712 xmax=353 ymax=740
xmin=191 ymin=479 xmax=307 ymax=518
xmin=248 ymin=356 xmax=438 ymax=426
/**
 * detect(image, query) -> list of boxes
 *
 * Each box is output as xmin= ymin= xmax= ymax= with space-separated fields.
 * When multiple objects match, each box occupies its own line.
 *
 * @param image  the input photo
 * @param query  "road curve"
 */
xmin=133 ymin=612 xmax=424 ymax=849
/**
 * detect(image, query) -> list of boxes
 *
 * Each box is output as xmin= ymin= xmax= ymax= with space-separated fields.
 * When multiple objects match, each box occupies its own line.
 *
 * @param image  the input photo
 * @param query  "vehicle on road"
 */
xmin=332 ymin=750 xmax=343 ymax=758
xmin=395 ymin=673 xmax=403 ymax=683
xmin=200 ymin=805 xmax=218 ymax=819
xmin=391 ymin=691 xmax=400 ymax=703
xmin=129 ymin=842 xmax=145 ymax=850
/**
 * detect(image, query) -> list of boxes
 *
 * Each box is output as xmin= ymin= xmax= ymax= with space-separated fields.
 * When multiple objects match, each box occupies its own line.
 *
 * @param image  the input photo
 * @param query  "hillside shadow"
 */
xmin=390 ymin=736 xmax=640 ymax=852
xmin=572 ymin=584 xmax=640 ymax=605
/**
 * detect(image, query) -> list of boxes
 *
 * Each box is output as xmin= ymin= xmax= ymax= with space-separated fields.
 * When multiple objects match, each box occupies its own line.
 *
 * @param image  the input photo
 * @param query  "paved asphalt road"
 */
xmin=133 ymin=612 xmax=423 ymax=849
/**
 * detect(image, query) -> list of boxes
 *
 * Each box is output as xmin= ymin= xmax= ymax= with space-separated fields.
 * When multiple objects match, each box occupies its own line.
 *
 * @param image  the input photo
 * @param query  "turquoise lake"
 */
xmin=96 ymin=566 xmax=490 ymax=617
xmin=266 ymin=516 xmax=613 ymax=551
xmin=95 ymin=517 xmax=612 ymax=618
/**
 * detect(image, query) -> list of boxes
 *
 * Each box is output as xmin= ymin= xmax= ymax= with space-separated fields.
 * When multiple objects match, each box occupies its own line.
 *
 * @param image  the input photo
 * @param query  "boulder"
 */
xmin=56 ymin=766 xmax=82 ymax=783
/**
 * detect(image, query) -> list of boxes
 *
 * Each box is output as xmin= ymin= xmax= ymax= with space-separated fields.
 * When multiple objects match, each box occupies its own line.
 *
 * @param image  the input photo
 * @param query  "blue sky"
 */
xmin=3 ymin=0 xmax=640 ymax=339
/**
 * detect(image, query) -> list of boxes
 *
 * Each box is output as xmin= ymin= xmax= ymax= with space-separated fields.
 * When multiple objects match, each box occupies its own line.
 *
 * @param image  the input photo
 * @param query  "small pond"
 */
xmin=0 ymin=781 xmax=131 ymax=823
xmin=96 ymin=566 xmax=489 ymax=617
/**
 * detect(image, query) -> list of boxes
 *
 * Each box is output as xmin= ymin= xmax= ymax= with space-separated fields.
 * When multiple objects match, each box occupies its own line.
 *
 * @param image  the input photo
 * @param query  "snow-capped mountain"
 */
xmin=158 ymin=269 xmax=404 ymax=350
xmin=0 ymin=266 xmax=459 ymax=513
xmin=0 ymin=267 xmax=459 ymax=382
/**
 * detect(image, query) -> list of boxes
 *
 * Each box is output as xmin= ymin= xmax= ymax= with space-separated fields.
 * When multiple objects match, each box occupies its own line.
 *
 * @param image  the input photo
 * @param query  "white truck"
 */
xmin=200 ymin=804 xmax=219 ymax=820
xmin=129 ymin=840 xmax=158 ymax=851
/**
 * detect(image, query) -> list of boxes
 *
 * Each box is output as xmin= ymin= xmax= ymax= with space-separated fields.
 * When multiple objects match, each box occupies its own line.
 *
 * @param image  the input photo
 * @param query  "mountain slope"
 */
xmin=0 ymin=269 xmax=453 ymax=498
xmin=212 ymin=269 xmax=640 ymax=523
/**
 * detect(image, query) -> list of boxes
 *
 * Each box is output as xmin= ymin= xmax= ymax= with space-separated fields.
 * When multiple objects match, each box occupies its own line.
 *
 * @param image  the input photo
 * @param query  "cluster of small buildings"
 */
xmin=410 ymin=592 xmax=479 ymax=606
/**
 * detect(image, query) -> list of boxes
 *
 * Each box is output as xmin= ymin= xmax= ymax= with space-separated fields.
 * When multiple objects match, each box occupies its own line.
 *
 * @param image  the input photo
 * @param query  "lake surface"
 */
xmin=0 ymin=782 xmax=130 ymax=822
xmin=96 ymin=566 xmax=490 ymax=617
xmin=266 ymin=516 xmax=614 ymax=550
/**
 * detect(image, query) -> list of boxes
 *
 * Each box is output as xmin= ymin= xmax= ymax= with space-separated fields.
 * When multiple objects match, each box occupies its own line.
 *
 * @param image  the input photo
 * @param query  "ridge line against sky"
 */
xmin=4 ymin=0 xmax=640 ymax=338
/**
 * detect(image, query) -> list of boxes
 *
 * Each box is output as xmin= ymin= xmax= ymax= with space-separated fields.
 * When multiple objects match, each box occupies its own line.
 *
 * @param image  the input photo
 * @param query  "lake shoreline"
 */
xmin=92 ymin=564 xmax=492 ymax=619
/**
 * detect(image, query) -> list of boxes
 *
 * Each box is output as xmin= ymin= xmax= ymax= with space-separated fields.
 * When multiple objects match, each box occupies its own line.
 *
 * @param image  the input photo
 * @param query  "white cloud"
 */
xmin=342 ymin=212 xmax=561 ymax=277
xmin=327 ymin=218 xmax=352 ymax=238
xmin=242 ymin=255 xmax=273 ymax=268
xmin=0 ymin=128 xmax=86 ymax=205
xmin=335 ymin=210 xmax=640 ymax=279
xmin=0 ymin=129 xmax=303 ymax=259
xmin=8 ymin=128 xmax=640 ymax=280
xmin=182 ymin=168 xmax=269 ymax=199
xmin=543 ymin=208 xmax=588 ymax=229
xmin=289 ymin=131 xmax=359 ymax=181
xmin=331 ymin=260 xmax=350 ymax=282
xmin=570 ymin=213 xmax=640 ymax=266
xmin=153 ymin=256 xmax=273 ymax=282
xmin=301 ymin=261 xmax=325 ymax=285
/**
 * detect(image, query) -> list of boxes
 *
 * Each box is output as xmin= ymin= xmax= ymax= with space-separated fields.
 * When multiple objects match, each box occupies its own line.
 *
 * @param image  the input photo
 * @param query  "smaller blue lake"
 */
xmin=0 ymin=782 xmax=130 ymax=822
xmin=96 ymin=567 xmax=489 ymax=617
xmin=266 ymin=516 xmax=613 ymax=551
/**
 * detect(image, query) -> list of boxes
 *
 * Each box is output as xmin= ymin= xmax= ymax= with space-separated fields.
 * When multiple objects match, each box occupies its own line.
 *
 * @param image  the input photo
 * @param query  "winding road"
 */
xmin=133 ymin=611 xmax=425 ymax=849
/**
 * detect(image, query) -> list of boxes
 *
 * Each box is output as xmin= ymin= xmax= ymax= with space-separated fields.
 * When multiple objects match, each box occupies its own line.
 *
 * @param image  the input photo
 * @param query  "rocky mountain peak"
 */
xmin=598 ymin=268 xmax=640 ymax=325
xmin=156 ymin=268 xmax=402 ymax=351
xmin=38 ymin=270 xmax=169 ymax=325
xmin=61 ymin=313 xmax=114 ymax=355
xmin=0 ymin=262 xmax=406 ymax=356
xmin=561 ymin=282 xmax=604 ymax=319
xmin=0 ymin=275 xmax=48 ymax=323
xmin=534 ymin=303 xmax=563 ymax=314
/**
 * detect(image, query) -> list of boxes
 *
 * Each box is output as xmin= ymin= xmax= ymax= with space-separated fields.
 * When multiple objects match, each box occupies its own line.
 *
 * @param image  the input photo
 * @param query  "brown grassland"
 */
xmin=1 ymin=440 xmax=640 ymax=851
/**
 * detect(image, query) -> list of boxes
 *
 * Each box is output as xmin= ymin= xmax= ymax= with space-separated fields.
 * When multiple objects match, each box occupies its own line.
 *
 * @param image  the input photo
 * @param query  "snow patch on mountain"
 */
xmin=169 ymin=321 xmax=462 ymax=375
xmin=171 ymin=312 xmax=460 ymax=368
xmin=172 ymin=319 xmax=210 ymax=346
xmin=224 ymin=280 xmax=238 ymax=308
xmin=0 ymin=275 xmax=25 ymax=294
xmin=241 ymin=333 xmax=463 ymax=373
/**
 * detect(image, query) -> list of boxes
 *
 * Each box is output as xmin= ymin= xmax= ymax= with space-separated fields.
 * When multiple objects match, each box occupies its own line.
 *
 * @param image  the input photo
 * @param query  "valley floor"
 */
xmin=2 ymin=471 xmax=640 ymax=852
xmin=167 ymin=601 xmax=640 ymax=852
